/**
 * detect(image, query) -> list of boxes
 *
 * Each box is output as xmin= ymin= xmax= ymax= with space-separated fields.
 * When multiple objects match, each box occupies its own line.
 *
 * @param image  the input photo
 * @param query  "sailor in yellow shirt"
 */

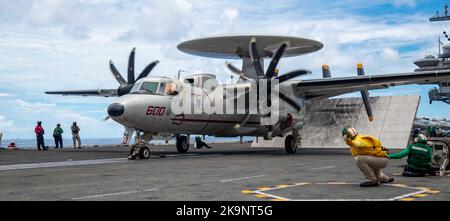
xmin=342 ymin=127 xmax=394 ymax=187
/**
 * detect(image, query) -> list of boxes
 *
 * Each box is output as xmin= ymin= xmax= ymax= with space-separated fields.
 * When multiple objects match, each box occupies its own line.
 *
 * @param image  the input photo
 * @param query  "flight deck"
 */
xmin=0 ymin=144 xmax=448 ymax=201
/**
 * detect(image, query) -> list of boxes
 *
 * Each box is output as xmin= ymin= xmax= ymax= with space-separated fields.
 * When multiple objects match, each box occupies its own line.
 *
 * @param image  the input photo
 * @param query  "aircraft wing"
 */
xmin=293 ymin=70 xmax=450 ymax=100
xmin=45 ymin=89 xmax=118 ymax=97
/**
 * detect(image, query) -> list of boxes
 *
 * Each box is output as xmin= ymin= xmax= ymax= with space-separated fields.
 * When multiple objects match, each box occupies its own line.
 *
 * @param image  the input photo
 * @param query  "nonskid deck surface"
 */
xmin=0 ymin=144 xmax=448 ymax=201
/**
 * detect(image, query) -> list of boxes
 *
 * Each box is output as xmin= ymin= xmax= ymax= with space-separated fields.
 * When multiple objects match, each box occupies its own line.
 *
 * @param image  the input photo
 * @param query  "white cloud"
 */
xmin=221 ymin=8 xmax=239 ymax=23
xmin=380 ymin=48 xmax=400 ymax=61
xmin=16 ymin=99 xmax=56 ymax=109
xmin=0 ymin=115 xmax=14 ymax=130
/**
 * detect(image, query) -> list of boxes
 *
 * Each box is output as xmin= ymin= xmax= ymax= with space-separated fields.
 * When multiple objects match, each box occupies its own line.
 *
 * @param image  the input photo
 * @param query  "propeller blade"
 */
xmin=127 ymin=47 xmax=136 ymax=83
xmin=276 ymin=70 xmax=311 ymax=84
xmin=279 ymin=92 xmax=301 ymax=111
xmin=136 ymin=60 xmax=159 ymax=82
xmin=356 ymin=63 xmax=365 ymax=76
xmin=356 ymin=63 xmax=374 ymax=121
xmin=266 ymin=43 xmax=287 ymax=78
xmin=103 ymin=116 xmax=111 ymax=121
xmin=361 ymin=90 xmax=374 ymax=121
xmin=109 ymin=60 xmax=127 ymax=85
xmin=322 ymin=64 xmax=331 ymax=78
xmin=249 ymin=38 xmax=265 ymax=76
xmin=225 ymin=62 xmax=252 ymax=81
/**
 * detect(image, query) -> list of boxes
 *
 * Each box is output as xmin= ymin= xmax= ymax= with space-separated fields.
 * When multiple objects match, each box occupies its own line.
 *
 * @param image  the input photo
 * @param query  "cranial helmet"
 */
xmin=414 ymin=134 xmax=428 ymax=144
xmin=342 ymin=127 xmax=358 ymax=139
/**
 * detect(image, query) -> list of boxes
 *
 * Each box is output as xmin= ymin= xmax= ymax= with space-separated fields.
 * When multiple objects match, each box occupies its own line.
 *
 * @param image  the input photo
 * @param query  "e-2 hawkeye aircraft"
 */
xmin=46 ymin=35 xmax=450 ymax=159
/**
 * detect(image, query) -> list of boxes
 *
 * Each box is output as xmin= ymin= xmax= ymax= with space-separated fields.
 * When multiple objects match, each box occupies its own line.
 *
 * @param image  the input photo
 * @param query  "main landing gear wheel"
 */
xmin=285 ymin=135 xmax=298 ymax=154
xmin=176 ymin=135 xmax=189 ymax=153
xmin=139 ymin=146 xmax=151 ymax=159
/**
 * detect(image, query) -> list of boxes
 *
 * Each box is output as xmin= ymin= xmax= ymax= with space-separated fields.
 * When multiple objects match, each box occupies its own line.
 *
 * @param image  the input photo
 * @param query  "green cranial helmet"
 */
xmin=414 ymin=134 xmax=428 ymax=144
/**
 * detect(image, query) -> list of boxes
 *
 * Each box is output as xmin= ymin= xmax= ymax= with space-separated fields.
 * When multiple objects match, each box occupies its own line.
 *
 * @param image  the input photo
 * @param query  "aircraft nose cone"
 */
xmin=108 ymin=103 xmax=124 ymax=117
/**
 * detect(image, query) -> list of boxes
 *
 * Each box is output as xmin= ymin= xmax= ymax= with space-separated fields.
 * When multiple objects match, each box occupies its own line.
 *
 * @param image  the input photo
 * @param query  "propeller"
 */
xmin=226 ymin=41 xmax=309 ymax=112
xmin=109 ymin=48 xmax=159 ymax=96
xmin=226 ymin=38 xmax=311 ymax=138
xmin=322 ymin=64 xmax=331 ymax=78
xmin=356 ymin=63 xmax=374 ymax=122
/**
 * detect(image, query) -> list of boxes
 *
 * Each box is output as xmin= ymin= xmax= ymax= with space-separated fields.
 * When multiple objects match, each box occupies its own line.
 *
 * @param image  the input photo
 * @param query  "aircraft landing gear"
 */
xmin=128 ymin=132 xmax=153 ymax=160
xmin=128 ymin=145 xmax=151 ymax=160
xmin=285 ymin=129 xmax=301 ymax=154
xmin=176 ymin=135 xmax=190 ymax=153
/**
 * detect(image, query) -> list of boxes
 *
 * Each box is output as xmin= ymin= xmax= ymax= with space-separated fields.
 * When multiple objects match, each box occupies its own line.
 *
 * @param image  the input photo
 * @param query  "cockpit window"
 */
xmin=130 ymin=80 xmax=178 ymax=96
xmin=140 ymin=82 xmax=159 ymax=93
xmin=158 ymin=83 xmax=166 ymax=94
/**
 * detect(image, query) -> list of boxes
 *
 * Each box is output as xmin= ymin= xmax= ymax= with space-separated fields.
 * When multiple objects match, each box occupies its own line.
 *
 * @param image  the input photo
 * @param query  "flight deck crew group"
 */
xmin=342 ymin=126 xmax=443 ymax=188
xmin=33 ymin=121 xmax=82 ymax=150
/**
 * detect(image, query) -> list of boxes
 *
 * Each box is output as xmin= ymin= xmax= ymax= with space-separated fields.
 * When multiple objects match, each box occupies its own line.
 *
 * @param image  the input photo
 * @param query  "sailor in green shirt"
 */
xmin=53 ymin=123 xmax=64 ymax=149
xmin=389 ymin=134 xmax=436 ymax=176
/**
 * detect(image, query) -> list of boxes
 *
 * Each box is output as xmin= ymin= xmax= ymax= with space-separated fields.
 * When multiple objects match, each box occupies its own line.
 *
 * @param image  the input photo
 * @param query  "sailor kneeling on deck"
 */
xmin=342 ymin=127 xmax=394 ymax=187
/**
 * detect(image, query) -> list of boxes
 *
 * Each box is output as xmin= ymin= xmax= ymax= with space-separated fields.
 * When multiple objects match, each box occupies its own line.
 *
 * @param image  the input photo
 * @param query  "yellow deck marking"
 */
xmin=414 ymin=194 xmax=428 ymax=198
xmin=254 ymin=194 xmax=269 ymax=198
xmin=244 ymin=182 xmax=437 ymax=201
xmin=257 ymin=187 xmax=272 ymax=191
xmin=393 ymin=173 xmax=402 ymax=176
xmin=271 ymin=198 xmax=287 ymax=201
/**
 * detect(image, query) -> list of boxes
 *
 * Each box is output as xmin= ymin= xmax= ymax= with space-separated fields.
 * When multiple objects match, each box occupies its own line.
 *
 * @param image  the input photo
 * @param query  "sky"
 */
xmin=0 ymin=0 xmax=449 ymax=139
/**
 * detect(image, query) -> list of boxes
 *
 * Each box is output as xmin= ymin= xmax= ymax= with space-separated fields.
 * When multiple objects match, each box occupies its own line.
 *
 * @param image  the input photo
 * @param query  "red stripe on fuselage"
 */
xmin=170 ymin=118 xmax=260 ymax=125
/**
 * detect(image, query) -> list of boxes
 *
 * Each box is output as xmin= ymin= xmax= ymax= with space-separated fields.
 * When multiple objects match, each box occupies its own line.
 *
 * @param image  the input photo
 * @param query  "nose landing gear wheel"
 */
xmin=128 ymin=145 xmax=151 ymax=160
xmin=176 ymin=135 xmax=189 ymax=153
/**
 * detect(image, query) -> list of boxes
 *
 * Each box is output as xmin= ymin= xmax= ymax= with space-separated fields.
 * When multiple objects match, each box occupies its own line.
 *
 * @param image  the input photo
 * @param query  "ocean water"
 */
xmin=0 ymin=137 xmax=252 ymax=149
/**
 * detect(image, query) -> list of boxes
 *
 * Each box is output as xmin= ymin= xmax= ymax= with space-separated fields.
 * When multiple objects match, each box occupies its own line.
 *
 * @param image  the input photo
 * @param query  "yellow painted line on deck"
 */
xmin=414 ymin=194 xmax=428 ymax=198
xmin=257 ymin=187 xmax=272 ymax=191
xmin=271 ymin=198 xmax=287 ymax=201
xmin=426 ymin=190 xmax=441 ymax=194
xmin=399 ymin=198 xmax=415 ymax=201
xmin=276 ymin=185 xmax=290 ymax=188
xmin=393 ymin=173 xmax=402 ymax=176
xmin=254 ymin=194 xmax=269 ymax=198
xmin=241 ymin=190 xmax=254 ymax=194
